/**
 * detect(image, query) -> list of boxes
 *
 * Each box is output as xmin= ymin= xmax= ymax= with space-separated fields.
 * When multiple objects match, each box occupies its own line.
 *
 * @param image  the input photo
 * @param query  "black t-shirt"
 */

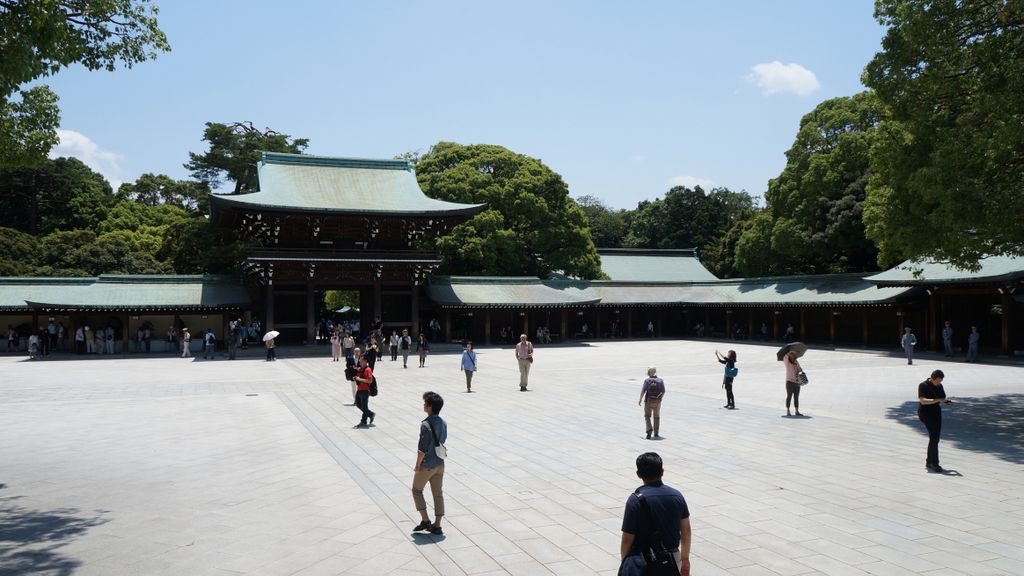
xmin=918 ymin=380 xmax=946 ymax=416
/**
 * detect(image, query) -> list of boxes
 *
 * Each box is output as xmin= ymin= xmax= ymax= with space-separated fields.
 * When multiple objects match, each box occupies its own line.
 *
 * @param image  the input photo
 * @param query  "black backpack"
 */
xmin=370 ymin=375 xmax=378 ymax=396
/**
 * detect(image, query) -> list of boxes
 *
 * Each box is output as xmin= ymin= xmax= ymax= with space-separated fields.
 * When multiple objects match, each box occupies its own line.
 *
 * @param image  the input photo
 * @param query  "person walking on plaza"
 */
xmin=342 ymin=332 xmax=355 ymax=361
xmin=638 ymin=367 xmax=666 ymax=439
xmin=412 ymin=391 xmax=447 ymax=535
xmin=784 ymin=350 xmax=803 ymax=417
xmin=460 ymin=341 xmax=477 ymax=393
xmin=942 ymin=321 xmax=954 ymax=357
xmin=416 ymin=333 xmax=430 ymax=368
xmin=966 ymin=326 xmax=980 ymax=362
xmin=84 ymin=325 xmax=94 ymax=354
xmin=618 ymin=452 xmax=691 ymax=576
xmin=203 ymin=329 xmax=216 ymax=359
xmin=227 ymin=326 xmax=238 ymax=360
xmin=716 ymin=349 xmax=738 ymax=409
xmin=353 ymin=355 xmax=375 ymax=427
xmin=901 ymin=327 xmax=917 ymax=365
xmin=515 ymin=333 xmax=534 ymax=391
xmin=346 ymin=347 xmax=362 ymax=402
xmin=181 ymin=328 xmax=192 ymax=357
xmin=6 ymin=325 xmax=16 ymax=352
xmin=918 ymin=369 xmax=954 ymax=472
xmin=265 ymin=334 xmax=276 ymax=362
xmin=647 ymin=321 xmax=655 ymax=338
xmin=330 ymin=329 xmax=341 ymax=362
xmin=389 ymin=330 xmax=399 ymax=361
xmin=400 ymin=329 xmax=412 ymax=367
xmin=105 ymin=326 xmax=114 ymax=354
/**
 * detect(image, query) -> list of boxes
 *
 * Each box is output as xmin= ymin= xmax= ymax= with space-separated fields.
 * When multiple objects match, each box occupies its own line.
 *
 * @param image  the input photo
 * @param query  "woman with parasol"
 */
xmin=778 ymin=342 xmax=807 ymax=416
xmin=264 ymin=330 xmax=280 ymax=362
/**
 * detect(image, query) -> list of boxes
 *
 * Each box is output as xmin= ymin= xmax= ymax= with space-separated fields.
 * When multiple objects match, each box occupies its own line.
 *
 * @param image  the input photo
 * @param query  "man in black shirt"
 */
xmin=918 ymin=369 xmax=954 ymax=472
xmin=620 ymin=452 xmax=691 ymax=575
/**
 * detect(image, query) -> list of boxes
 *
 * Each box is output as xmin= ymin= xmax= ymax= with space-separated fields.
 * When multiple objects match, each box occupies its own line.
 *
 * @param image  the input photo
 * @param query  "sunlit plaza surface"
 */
xmin=1 ymin=340 xmax=1022 ymax=575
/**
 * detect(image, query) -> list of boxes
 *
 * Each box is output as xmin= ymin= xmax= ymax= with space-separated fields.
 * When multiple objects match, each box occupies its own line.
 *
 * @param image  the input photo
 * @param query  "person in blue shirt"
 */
xmin=460 ymin=341 xmax=478 ymax=393
xmin=412 ymin=391 xmax=447 ymax=535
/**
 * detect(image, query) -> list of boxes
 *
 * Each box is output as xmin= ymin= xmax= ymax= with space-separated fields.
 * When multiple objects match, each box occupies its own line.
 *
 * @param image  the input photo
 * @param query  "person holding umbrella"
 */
xmin=778 ymin=342 xmax=807 ymax=417
xmin=264 ymin=330 xmax=279 ymax=362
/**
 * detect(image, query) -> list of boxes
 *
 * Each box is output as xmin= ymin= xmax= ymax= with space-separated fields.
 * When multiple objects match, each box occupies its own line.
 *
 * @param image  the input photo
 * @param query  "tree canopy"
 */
xmin=415 ymin=142 xmax=604 ymax=279
xmin=734 ymin=92 xmax=882 ymax=275
xmin=0 ymin=156 xmax=116 ymax=235
xmin=185 ymin=121 xmax=309 ymax=194
xmin=116 ymin=172 xmax=210 ymax=212
xmin=0 ymin=0 xmax=169 ymax=168
xmin=621 ymin=185 xmax=756 ymax=253
xmin=575 ymin=195 xmax=629 ymax=248
xmin=862 ymin=0 xmax=1024 ymax=269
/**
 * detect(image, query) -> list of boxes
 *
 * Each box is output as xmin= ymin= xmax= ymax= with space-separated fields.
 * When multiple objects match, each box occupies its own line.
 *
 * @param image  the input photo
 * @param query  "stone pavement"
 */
xmin=0 ymin=340 xmax=1022 ymax=575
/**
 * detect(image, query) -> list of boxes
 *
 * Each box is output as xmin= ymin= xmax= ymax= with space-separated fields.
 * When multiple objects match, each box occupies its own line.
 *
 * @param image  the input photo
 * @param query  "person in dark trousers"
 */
xmin=783 ymin=350 xmax=803 ymax=416
xmin=619 ymin=452 xmax=691 ymax=576
xmin=353 ymin=355 xmax=375 ymax=427
xmin=412 ymin=391 xmax=447 ymax=535
xmin=265 ymin=335 xmax=276 ymax=361
xmin=716 ymin=349 xmax=737 ymax=409
xmin=918 ymin=369 xmax=954 ymax=472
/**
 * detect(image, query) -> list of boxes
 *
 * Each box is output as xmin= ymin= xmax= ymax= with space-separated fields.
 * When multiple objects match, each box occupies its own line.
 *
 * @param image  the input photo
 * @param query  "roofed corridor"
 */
xmin=1 ymin=340 xmax=1021 ymax=575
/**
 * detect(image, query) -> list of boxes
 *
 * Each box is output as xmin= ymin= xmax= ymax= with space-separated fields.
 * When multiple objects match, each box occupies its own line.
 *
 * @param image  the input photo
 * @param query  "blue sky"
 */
xmin=45 ymin=0 xmax=886 ymax=209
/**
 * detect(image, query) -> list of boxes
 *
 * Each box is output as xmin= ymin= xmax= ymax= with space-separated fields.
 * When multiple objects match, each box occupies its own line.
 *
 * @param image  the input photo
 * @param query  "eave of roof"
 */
xmin=866 ymin=256 xmax=1024 ymax=286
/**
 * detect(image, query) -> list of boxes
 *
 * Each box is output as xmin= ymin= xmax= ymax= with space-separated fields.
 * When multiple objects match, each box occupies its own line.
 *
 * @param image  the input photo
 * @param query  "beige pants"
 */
xmin=412 ymin=464 xmax=445 ymax=517
xmin=644 ymin=399 xmax=662 ymax=435
xmin=518 ymin=358 xmax=531 ymax=388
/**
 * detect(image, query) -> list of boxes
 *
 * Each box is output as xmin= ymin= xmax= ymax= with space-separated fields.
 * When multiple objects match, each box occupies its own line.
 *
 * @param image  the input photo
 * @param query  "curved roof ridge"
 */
xmin=261 ymin=152 xmax=412 ymax=171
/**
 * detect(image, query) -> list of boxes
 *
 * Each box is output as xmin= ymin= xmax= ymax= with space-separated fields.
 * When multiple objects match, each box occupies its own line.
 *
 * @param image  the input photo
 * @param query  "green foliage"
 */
xmin=0 ymin=0 xmax=169 ymax=168
xmin=0 ymin=156 xmax=116 ymax=235
xmin=0 ymin=226 xmax=40 ymax=275
xmin=0 ymin=86 xmax=61 ymax=169
xmin=701 ymin=215 xmax=759 ymax=279
xmin=622 ymin=186 xmax=756 ymax=255
xmin=575 ymin=195 xmax=628 ymax=248
xmin=735 ymin=92 xmax=882 ymax=275
xmin=98 ymin=200 xmax=188 ymax=234
xmin=862 ymin=0 xmax=1024 ymax=269
xmin=117 ymin=173 xmax=210 ymax=212
xmin=324 ymin=290 xmax=360 ymax=312
xmin=415 ymin=142 xmax=604 ymax=279
xmin=185 ymin=121 xmax=309 ymax=194
xmin=157 ymin=218 xmax=247 ymax=274
xmin=733 ymin=211 xmax=776 ymax=276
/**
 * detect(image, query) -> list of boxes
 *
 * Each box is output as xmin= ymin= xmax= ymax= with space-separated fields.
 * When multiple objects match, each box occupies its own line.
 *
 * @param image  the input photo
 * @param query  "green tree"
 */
xmin=157 ymin=218 xmax=246 ymax=274
xmin=185 ymin=121 xmax=309 ymax=194
xmin=733 ymin=211 xmax=776 ymax=276
xmin=622 ymin=186 xmax=756 ymax=255
xmin=0 ymin=0 xmax=169 ymax=168
xmin=575 ymin=194 xmax=628 ymax=248
xmin=735 ymin=92 xmax=883 ymax=275
xmin=35 ymin=229 xmax=97 ymax=275
xmin=0 ymin=226 xmax=40 ymax=275
xmin=117 ymin=173 xmax=210 ymax=212
xmin=862 ymin=0 xmax=1024 ymax=268
xmin=324 ymin=290 xmax=360 ymax=312
xmin=415 ymin=142 xmax=604 ymax=279
xmin=701 ymin=215 xmax=760 ymax=278
xmin=98 ymin=199 xmax=189 ymax=234
xmin=0 ymin=156 xmax=116 ymax=235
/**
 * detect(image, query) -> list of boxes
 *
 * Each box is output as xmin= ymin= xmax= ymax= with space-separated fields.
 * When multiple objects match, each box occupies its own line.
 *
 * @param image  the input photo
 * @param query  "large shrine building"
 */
xmin=1 ymin=152 xmax=1021 ymax=357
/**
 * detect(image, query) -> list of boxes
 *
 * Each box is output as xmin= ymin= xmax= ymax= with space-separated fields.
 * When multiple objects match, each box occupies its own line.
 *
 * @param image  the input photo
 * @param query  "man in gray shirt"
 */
xmin=412 ymin=391 xmax=447 ymax=535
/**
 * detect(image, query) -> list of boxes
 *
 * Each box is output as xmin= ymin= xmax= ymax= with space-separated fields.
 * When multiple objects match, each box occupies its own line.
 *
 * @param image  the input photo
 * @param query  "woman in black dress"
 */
xmin=715 ymin=349 xmax=737 ymax=409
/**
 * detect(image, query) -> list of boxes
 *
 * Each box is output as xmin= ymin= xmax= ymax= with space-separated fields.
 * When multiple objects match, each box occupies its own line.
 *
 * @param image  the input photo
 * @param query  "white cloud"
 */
xmin=49 ymin=129 xmax=126 ymax=190
xmin=668 ymin=175 xmax=714 ymax=189
xmin=747 ymin=61 xmax=821 ymax=96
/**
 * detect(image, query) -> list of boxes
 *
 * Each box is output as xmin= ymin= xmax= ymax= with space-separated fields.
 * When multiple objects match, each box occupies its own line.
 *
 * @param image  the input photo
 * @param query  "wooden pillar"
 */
xmin=626 ymin=309 xmax=633 ymax=338
xmin=897 ymin=306 xmax=905 ymax=338
xmin=123 ymin=312 xmax=130 ymax=355
xmin=928 ymin=292 xmax=938 ymax=351
xmin=704 ymin=309 xmax=710 ymax=336
xmin=411 ymin=285 xmax=420 ymax=337
xmin=773 ymin=311 xmax=780 ymax=341
xmin=657 ymin=308 xmax=664 ymax=337
xmin=862 ymin=308 xmax=869 ymax=347
xmin=373 ymin=280 xmax=382 ymax=324
xmin=748 ymin=309 xmax=754 ymax=340
xmin=444 ymin=310 xmax=451 ymax=343
xmin=829 ymin=309 xmax=836 ymax=348
xmin=305 ymin=283 xmax=316 ymax=345
xmin=800 ymin=308 xmax=806 ymax=342
xmin=485 ymin=309 xmax=492 ymax=345
xmin=561 ymin=309 xmax=568 ymax=341
xmin=1002 ymin=291 xmax=1013 ymax=356
xmin=265 ymin=284 xmax=275 ymax=330
xmin=595 ymin=310 xmax=601 ymax=339
xmin=522 ymin=309 xmax=528 ymax=336
xmin=725 ymin=310 xmax=732 ymax=338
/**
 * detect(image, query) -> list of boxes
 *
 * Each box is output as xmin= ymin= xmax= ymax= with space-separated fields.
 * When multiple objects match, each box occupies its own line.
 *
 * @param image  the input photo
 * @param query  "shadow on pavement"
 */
xmin=885 ymin=394 xmax=1024 ymax=465
xmin=0 ymin=494 xmax=108 ymax=575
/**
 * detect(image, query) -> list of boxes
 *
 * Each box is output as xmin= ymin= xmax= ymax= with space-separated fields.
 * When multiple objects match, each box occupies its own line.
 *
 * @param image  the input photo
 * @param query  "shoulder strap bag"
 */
xmin=427 ymin=418 xmax=447 ymax=459
xmin=633 ymin=490 xmax=678 ymax=575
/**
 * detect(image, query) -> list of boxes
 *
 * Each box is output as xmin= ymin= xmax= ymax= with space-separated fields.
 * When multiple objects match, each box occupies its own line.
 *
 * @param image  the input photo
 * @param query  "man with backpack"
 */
xmin=203 ymin=329 xmax=216 ymax=359
xmin=638 ymin=367 xmax=666 ymax=439
xmin=400 ymin=329 xmax=412 ymax=368
xmin=619 ymin=452 xmax=691 ymax=576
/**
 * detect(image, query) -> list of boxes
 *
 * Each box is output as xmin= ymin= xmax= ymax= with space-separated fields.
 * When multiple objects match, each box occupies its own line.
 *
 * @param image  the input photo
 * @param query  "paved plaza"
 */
xmin=1 ymin=340 xmax=1022 ymax=575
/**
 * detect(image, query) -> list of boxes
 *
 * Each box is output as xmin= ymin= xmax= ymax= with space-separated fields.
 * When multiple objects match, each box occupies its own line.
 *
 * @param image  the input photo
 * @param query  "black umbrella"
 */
xmin=777 ymin=341 xmax=808 ymax=361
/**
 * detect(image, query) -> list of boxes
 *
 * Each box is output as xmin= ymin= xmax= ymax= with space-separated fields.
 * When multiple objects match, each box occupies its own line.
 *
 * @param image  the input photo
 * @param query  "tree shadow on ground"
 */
xmin=0 ymin=494 xmax=108 ymax=575
xmin=885 ymin=394 xmax=1024 ymax=465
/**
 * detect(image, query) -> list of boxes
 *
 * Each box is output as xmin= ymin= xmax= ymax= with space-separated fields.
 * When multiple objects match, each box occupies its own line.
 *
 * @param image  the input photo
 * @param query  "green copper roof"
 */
xmin=427 ymin=277 xmax=601 ymax=308
xmin=430 ymin=274 xmax=914 ymax=308
xmin=0 ymin=275 xmax=250 ymax=311
xmin=865 ymin=256 xmax=1024 ymax=286
xmin=596 ymin=248 xmax=719 ymax=282
xmin=209 ymin=152 xmax=486 ymax=217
